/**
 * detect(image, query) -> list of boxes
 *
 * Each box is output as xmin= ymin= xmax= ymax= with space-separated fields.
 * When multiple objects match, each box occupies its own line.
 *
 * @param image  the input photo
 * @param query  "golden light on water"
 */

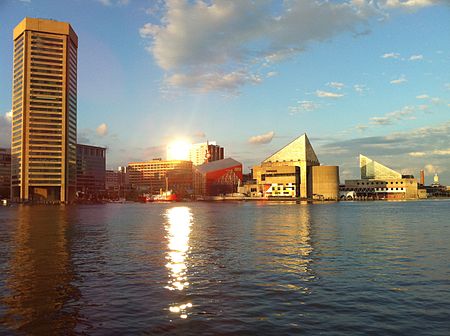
xmin=164 ymin=206 xmax=193 ymax=319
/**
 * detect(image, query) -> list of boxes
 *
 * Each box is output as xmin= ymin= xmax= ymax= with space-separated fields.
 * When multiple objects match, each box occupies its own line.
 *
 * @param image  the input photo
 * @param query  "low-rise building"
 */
xmin=128 ymin=159 xmax=196 ymax=198
xmin=196 ymin=158 xmax=242 ymax=196
xmin=251 ymin=133 xmax=340 ymax=199
xmin=343 ymin=155 xmax=420 ymax=200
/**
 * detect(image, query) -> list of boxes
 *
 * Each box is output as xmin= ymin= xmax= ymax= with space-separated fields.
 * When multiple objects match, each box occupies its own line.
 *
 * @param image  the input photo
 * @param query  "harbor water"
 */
xmin=0 ymin=200 xmax=449 ymax=335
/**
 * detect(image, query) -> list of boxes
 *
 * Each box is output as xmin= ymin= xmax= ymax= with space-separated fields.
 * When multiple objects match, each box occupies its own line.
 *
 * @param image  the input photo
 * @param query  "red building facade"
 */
xmin=197 ymin=158 xmax=243 ymax=196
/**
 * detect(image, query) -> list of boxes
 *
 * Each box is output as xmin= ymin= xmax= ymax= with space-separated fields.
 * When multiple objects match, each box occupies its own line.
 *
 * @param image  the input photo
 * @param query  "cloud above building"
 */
xmin=96 ymin=123 xmax=109 ymax=136
xmin=315 ymin=90 xmax=345 ymax=98
xmin=139 ymin=0 xmax=382 ymax=93
xmin=249 ymin=131 xmax=275 ymax=144
xmin=390 ymin=75 xmax=407 ymax=85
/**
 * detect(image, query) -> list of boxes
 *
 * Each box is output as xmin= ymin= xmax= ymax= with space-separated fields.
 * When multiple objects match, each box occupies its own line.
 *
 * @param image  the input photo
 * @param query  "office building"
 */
xmin=105 ymin=166 xmax=128 ymax=198
xmin=188 ymin=141 xmax=224 ymax=166
xmin=0 ymin=148 xmax=11 ymax=198
xmin=128 ymin=159 xmax=196 ymax=197
xmin=76 ymin=144 xmax=106 ymax=196
xmin=11 ymin=18 xmax=78 ymax=202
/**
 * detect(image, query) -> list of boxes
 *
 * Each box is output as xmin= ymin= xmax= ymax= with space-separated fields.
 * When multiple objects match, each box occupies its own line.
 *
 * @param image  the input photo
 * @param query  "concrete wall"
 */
xmin=312 ymin=166 xmax=340 ymax=200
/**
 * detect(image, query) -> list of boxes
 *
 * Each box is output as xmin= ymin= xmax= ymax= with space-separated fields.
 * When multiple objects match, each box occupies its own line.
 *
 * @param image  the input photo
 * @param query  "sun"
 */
xmin=167 ymin=140 xmax=191 ymax=161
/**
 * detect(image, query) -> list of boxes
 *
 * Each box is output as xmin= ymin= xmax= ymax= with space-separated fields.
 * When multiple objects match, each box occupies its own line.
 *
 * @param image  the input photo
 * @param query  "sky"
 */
xmin=0 ymin=0 xmax=449 ymax=185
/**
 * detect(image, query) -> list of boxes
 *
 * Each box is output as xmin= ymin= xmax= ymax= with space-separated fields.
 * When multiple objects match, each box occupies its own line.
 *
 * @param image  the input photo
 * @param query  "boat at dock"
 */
xmin=138 ymin=190 xmax=178 ymax=202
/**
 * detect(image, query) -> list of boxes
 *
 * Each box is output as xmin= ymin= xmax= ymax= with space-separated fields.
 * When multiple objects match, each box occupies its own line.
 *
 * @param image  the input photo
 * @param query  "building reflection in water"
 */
xmin=164 ymin=206 xmax=193 ymax=319
xmin=1 ymin=206 xmax=80 ymax=335
xmin=255 ymin=204 xmax=315 ymax=293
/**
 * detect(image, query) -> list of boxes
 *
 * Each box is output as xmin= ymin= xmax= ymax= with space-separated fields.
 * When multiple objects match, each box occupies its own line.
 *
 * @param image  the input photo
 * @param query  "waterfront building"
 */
xmin=343 ymin=154 xmax=420 ymax=200
xmin=105 ymin=167 xmax=128 ymax=198
xmin=360 ymin=154 xmax=402 ymax=179
xmin=420 ymin=169 xmax=425 ymax=186
xmin=0 ymin=148 xmax=11 ymax=199
xmin=11 ymin=18 xmax=78 ymax=203
xmin=76 ymin=144 xmax=106 ymax=196
xmin=196 ymin=158 xmax=242 ymax=196
xmin=188 ymin=141 xmax=224 ymax=166
xmin=252 ymin=133 xmax=340 ymax=199
xmin=311 ymin=166 xmax=340 ymax=200
xmin=128 ymin=159 xmax=196 ymax=197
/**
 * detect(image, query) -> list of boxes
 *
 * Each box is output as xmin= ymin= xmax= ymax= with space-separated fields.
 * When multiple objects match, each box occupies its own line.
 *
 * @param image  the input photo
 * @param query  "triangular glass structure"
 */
xmin=263 ymin=134 xmax=319 ymax=165
xmin=360 ymin=154 xmax=401 ymax=179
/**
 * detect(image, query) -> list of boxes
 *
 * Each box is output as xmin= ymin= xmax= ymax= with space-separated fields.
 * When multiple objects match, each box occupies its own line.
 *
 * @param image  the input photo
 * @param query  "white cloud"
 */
xmin=166 ymin=70 xmax=261 ymax=93
xmin=390 ymin=75 xmax=407 ymax=84
xmin=315 ymin=90 xmax=344 ymax=98
xmin=355 ymin=125 xmax=368 ymax=132
xmin=139 ymin=23 xmax=160 ymax=38
xmin=430 ymin=97 xmax=441 ymax=104
xmin=370 ymin=116 xmax=392 ymax=125
xmin=425 ymin=163 xmax=440 ymax=174
xmin=409 ymin=151 xmax=426 ymax=157
xmin=97 ymin=0 xmax=129 ymax=6
xmin=381 ymin=52 xmax=400 ymax=59
xmin=327 ymin=82 xmax=345 ymax=90
xmin=5 ymin=110 xmax=12 ymax=122
xmin=370 ymin=105 xmax=415 ymax=126
xmin=383 ymin=0 xmax=438 ymax=9
xmin=139 ymin=0 xmax=439 ymax=93
xmin=266 ymin=71 xmax=278 ymax=78
xmin=140 ymin=0 xmax=374 ymax=93
xmin=249 ymin=131 xmax=274 ymax=144
xmin=409 ymin=54 xmax=423 ymax=61
xmin=96 ymin=123 xmax=108 ymax=136
xmin=289 ymin=100 xmax=319 ymax=115
xmin=433 ymin=149 xmax=450 ymax=156
xmin=416 ymin=94 xmax=429 ymax=99
xmin=354 ymin=84 xmax=368 ymax=94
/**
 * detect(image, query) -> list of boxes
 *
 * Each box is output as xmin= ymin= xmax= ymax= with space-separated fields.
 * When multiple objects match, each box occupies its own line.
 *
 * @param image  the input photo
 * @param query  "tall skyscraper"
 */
xmin=11 ymin=18 xmax=78 ymax=203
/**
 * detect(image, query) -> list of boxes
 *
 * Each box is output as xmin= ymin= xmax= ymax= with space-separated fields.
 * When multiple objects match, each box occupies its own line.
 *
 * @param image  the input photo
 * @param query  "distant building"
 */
xmin=343 ymin=154 xmax=420 ymax=200
xmin=0 ymin=148 xmax=11 ymax=199
xmin=420 ymin=169 xmax=425 ymax=186
xmin=196 ymin=158 xmax=242 ymax=196
xmin=189 ymin=141 xmax=224 ymax=166
xmin=11 ymin=18 xmax=78 ymax=203
xmin=76 ymin=144 xmax=106 ymax=196
xmin=105 ymin=167 xmax=128 ymax=198
xmin=251 ymin=133 xmax=339 ymax=199
xmin=128 ymin=159 xmax=196 ymax=198
xmin=431 ymin=173 xmax=440 ymax=187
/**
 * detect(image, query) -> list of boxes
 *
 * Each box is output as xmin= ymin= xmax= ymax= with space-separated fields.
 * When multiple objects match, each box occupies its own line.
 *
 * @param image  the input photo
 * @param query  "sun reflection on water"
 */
xmin=164 ymin=206 xmax=193 ymax=319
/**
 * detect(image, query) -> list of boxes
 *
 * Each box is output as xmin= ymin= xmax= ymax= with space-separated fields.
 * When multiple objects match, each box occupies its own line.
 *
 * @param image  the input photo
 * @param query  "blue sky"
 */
xmin=0 ymin=0 xmax=449 ymax=184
